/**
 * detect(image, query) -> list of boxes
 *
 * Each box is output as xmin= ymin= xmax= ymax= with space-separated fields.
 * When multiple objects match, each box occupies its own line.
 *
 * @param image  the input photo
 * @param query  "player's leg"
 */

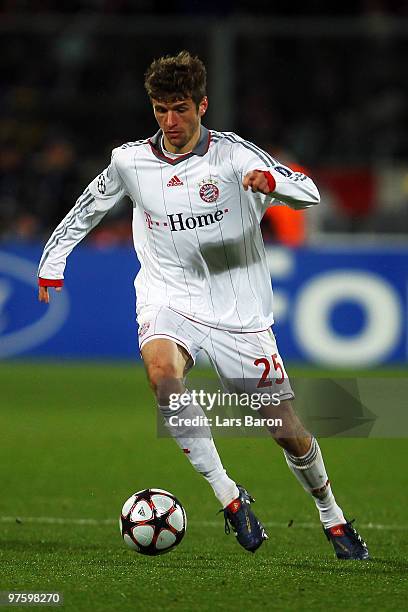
xmin=259 ymin=397 xmax=346 ymax=529
xmin=138 ymin=307 xmax=239 ymax=510
xmin=141 ymin=336 xmax=190 ymax=404
xmin=260 ymin=399 xmax=368 ymax=559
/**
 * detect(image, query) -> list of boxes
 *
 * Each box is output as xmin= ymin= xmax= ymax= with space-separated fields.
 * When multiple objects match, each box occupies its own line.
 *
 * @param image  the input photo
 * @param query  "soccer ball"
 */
xmin=119 ymin=488 xmax=187 ymax=555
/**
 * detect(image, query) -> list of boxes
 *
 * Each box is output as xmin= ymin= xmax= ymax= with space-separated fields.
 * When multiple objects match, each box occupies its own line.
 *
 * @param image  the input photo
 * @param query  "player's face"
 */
xmin=152 ymin=97 xmax=208 ymax=154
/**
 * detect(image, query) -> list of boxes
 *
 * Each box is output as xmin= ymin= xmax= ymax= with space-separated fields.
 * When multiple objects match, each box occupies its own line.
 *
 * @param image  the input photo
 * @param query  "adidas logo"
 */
xmin=330 ymin=525 xmax=345 ymax=537
xmin=167 ymin=175 xmax=184 ymax=187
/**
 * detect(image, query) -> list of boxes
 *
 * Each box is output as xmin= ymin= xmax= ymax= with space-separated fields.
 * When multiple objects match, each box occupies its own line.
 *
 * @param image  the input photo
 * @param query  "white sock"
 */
xmin=284 ymin=437 xmax=346 ymax=528
xmin=159 ymin=399 xmax=239 ymax=508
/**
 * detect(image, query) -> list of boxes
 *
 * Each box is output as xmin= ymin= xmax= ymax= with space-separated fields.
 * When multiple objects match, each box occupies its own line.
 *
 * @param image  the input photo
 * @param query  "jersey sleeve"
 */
xmin=231 ymin=134 xmax=320 ymax=210
xmin=38 ymin=149 xmax=126 ymax=283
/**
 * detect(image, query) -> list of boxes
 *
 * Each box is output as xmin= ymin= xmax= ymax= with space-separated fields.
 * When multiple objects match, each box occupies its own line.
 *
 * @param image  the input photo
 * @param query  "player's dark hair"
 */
xmin=144 ymin=51 xmax=207 ymax=108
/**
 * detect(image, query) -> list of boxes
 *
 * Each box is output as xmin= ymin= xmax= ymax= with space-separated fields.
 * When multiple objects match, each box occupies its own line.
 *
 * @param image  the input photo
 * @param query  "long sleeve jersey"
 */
xmin=38 ymin=127 xmax=320 ymax=332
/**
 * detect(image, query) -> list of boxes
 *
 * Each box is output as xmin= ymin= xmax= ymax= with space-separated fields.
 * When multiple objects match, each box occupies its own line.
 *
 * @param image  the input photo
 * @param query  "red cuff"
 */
xmin=38 ymin=278 xmax=64 ymax=287
xmin=261 ymin=171 xmax=276 ymax=193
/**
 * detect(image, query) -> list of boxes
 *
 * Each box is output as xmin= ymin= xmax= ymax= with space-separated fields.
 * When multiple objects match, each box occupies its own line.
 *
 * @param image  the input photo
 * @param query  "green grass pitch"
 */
xmin=0 ymin=362 xmax=407 ymax=611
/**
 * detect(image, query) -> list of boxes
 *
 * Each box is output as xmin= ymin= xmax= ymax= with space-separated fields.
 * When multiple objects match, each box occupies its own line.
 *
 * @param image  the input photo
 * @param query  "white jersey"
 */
xmin=38 ymin=127 xmax=319 ymax=331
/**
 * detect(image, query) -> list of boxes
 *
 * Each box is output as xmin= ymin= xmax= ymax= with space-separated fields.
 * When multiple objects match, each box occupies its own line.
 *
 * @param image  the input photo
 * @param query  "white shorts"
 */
xmin=137 ymin=306 xmax=294 ymax=401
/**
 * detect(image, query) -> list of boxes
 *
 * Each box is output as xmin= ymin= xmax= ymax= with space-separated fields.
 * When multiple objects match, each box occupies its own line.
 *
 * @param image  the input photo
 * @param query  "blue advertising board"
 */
xmin=0 ymin=243 xmax=406 ymax=366
xmin=0 ymin=244 xmax=139 ymax=360
xmin=265 ymin=245 xmax=406 ymax=367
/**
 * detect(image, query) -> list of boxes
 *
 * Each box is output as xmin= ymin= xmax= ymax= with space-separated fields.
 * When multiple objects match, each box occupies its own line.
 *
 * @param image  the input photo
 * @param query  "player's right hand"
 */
xmin=38 ymin=285 xmax=62 ymax=303
xmin=243 ymin=170 xmax=276 ymax=194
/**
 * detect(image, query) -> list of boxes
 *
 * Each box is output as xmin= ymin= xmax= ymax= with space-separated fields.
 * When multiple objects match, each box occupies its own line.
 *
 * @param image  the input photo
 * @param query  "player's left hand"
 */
xmin=38 ymin=285 xmax=62 ymax=304
xmin=243 ymin=170 xmax=272 ymax=194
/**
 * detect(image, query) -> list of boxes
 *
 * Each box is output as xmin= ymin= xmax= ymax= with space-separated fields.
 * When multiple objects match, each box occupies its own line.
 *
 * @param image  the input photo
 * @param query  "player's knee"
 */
xmin=274 ymin=435 xmax=312 ymax=456
xmin=146 ymin=361 xmax=178 ymax=384
xmin=146 ymin=362 xmax=183 ymax=403
xmin=273 ymin=436 xmax=291 ymax=450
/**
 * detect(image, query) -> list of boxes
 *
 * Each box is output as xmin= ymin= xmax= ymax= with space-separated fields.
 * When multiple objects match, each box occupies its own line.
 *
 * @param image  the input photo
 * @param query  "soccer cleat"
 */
xmin=324 ymin=519 xmax=370 ymax=560
xmin=222 ymin=485 xmax=268 ymax=553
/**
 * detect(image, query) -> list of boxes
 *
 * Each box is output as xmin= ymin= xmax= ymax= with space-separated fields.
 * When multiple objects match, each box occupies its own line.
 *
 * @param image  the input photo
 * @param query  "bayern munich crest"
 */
xmin=198 ymin=178 xmax=219 ymax=203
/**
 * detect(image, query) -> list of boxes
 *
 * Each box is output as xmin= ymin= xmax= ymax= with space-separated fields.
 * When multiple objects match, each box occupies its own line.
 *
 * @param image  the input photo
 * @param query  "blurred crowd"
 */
xmin=2 ymin=1 xmax=408 ymax=16
xmin=1 ymin=3 xmax=408 ymax=244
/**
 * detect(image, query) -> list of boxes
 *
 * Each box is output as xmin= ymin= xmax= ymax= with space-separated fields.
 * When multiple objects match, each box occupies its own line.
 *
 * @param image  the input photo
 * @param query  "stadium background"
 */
xmin=1 ymin=3 xmax=407 ymax=612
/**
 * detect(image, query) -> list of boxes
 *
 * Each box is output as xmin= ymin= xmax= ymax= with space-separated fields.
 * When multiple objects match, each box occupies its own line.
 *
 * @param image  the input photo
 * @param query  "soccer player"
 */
xmin=38 ymin=51 xmax=369 ymax=559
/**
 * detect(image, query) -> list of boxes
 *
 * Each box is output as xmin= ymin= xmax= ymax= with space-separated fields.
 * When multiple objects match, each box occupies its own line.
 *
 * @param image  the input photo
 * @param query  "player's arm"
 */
xmin=231 ymin=136 xmax=319 ymax=209
xmin=38 ymin=149 xmax=126 ymax=303
xmin=243 ymin=166 xmax=320 ymax=209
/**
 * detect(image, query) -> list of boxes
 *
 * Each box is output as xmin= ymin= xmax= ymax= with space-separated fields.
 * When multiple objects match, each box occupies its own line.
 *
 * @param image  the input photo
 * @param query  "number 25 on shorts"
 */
xmin=254 ymin=354 xmax=285 ymax=388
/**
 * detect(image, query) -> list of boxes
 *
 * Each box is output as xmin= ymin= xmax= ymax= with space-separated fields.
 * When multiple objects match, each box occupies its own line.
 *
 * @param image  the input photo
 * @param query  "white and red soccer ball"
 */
xmin=119 ymin=488 xmax=187 ymax=555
